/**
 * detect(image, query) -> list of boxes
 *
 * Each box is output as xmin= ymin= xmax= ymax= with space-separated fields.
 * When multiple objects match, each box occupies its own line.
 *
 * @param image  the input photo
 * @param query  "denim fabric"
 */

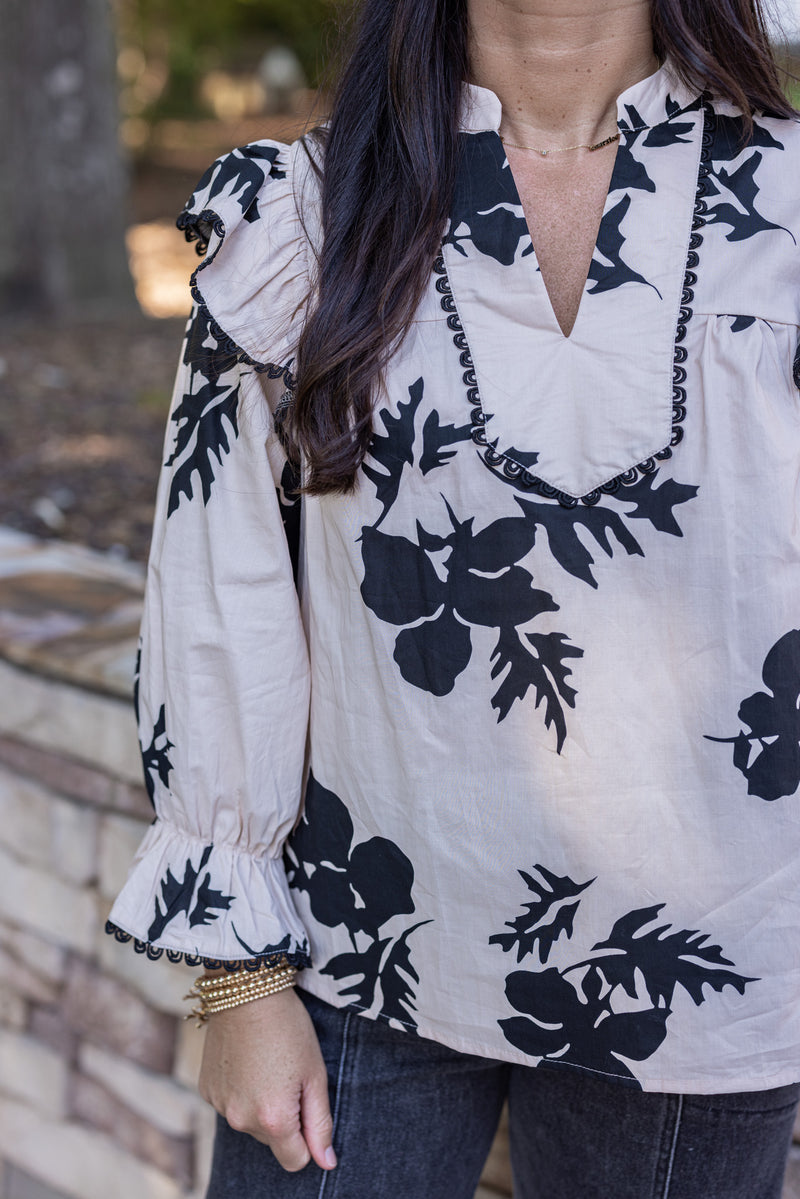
xmin=205 ymin=987 xmax=800 ymax=1199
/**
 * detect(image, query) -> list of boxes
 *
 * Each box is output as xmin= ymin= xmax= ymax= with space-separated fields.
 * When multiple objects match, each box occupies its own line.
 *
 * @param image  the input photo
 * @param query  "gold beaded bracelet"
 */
xmin=183 ymin=957 xmax=297 ymax=1027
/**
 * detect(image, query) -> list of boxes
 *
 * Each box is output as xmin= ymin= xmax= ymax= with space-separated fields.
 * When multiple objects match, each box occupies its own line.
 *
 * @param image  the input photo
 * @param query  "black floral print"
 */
xmin=166 ymin=305 xmax=241 ymax=516
xmin=706 ymin=630 xmax=800 ymax=802
xmin=491 ymin=867 xmax=755 ymax=1085
xmin=148 ymin=843 xmax=234 ymax=942
xmin=285 ymin=774 xmax=431 ymax=1027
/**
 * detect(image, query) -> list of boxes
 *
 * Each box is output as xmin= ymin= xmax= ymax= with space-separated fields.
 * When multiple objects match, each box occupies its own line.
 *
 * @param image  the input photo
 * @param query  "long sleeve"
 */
xmin=106 ymin=141 xmax=313 ymax=969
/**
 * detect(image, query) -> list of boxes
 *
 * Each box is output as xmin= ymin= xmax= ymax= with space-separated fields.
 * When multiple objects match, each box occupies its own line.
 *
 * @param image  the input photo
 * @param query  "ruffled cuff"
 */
xmin=105 ymin=818 xmax=311 ymax=971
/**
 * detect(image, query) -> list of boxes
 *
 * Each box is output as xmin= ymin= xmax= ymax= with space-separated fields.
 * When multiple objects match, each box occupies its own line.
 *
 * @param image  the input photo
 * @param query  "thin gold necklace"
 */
xmin=499 ymin=131 xmax=621 ymax=158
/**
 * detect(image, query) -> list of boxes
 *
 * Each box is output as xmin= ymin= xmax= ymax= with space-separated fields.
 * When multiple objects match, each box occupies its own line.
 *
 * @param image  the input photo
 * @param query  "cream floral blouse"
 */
xmin=107 ymin=60 xmax=800 ymax=1094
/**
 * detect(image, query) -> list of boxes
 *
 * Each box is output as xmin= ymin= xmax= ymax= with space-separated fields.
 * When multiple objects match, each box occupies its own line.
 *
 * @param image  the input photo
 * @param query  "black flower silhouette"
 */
xmin=285 ymin=774 xmax=430 ymax=1026
xmin=706 ymin=629 xmax=800 ymax=801
xmin=492 ymin=875 xmax=755 ymax=1086
xmin=148 ymin=843 xmax=234 ymax=942
xmin=360 ymin=498 xmax=583 ymax=746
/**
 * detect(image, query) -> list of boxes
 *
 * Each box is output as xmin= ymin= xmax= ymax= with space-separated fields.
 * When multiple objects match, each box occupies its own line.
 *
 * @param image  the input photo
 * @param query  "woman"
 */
xmin=107 ymin=0 xmax=800 ymax=1195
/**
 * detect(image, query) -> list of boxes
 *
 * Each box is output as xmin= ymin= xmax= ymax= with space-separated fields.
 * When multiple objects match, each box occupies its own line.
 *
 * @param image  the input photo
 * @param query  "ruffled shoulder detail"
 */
xmin=176 ymin=139 xmax=316 ymax=385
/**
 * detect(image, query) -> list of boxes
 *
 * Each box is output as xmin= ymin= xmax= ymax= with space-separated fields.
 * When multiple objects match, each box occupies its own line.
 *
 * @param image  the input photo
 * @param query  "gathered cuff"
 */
xmin=105 ymin=818 xmax=311 ymax=971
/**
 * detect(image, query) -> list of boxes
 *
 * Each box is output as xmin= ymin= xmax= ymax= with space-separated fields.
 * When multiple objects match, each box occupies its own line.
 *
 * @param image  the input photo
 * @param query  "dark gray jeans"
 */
xmin=206 ymin=986 xmax=800 ymax=1199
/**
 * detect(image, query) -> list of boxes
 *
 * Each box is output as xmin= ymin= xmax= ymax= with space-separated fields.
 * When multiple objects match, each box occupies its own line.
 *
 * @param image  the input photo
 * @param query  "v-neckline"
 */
xmin=440 ymin=79 xmax=707 ymax=500
xmin=499 ymin=136 xmax=624 ymax=342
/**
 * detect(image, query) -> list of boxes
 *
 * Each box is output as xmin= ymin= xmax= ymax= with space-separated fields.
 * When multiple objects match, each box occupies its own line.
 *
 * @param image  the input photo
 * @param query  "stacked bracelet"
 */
xmin=182 ymin=957 xmax=297 ymax=1027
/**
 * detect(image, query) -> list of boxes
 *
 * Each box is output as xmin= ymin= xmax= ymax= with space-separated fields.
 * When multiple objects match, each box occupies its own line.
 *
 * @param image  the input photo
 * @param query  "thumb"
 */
xmin=301 ymin=1069 xmax=337 ymax=1171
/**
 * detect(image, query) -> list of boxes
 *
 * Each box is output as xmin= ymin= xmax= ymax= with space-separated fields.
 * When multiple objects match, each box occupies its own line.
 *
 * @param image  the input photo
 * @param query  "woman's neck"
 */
xmin=468 ymin=0 xmax=658 ymax=148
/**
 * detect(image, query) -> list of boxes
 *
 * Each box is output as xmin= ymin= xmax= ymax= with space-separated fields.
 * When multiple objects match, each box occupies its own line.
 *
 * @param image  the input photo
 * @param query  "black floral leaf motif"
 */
xmin=182 ymin=304 xmax=238 ymax=381
xmin=729 ymin=315 xmax=756 ymax=333
xmin=514 ymin=498 xmax=644 ymax=588
xmin=504 ymin=446 xmax=540 ymax=469
xmin=148 ymin=843 xmax=234 ymax=941
xmin=394 ymin=608 xmax=473 ymax=696
xmin=614 ymin=473 xmax=699 ymax=537
xmin=489 ymin=864 xmax=595 ymax=963
xmin=591 ymin=904 xmax=757 ymax=1007
xmin=360 ymin=526 xmax=445 ymax=626
xmin=458 ymin=566 xmax=558 ymax=630
xmin=231 ymin=929 xmax=292 ymax=957
xmin=490 ymin=629 xmax=583 ymax=746
xmin=286 ymin=773 xmax=355 ymax=875
xmin=347 ymin=838 xmax=416 ymax=935
xmin=190 ymin=870 xmax=236 ymax=929
xmin=711 ymin=114 xmax=785 ymax=163
xmin=166 ymin=307 xmax=241 ymax=516
xmin=499 ymin=967 xmax=669 ymax=1080
xmin=378 ymin=920 xmax=432 ymax=1025
xmin=140 ymin=705 xmax=174 ymax=808
xmin=277 ymin=459 xmax=301 ymax=584
xmin=705 ymin=155 xmax=795 ymax=244
xmin=361 ymin=499 xmax=580 ymax=737
xmin=419 ymin=410 xmax=473 ymax=475
xmin=285 ymin=775 xmax=429 ymax=1024
xmin=185 ymin=142 xmax=285 ymax=223
xmin=133 ymin=642 xmax=142 ymax=727
xmin=705 ymin=630 xmax=800 ymax=801
xmin=320 ymin=939 xmax=389 ymax=1010
xmin=642 ymin=118 xmax=696 ymax=149
xmin=588 ymin=195 xmax=662 ymax=298
xmin=611 ymin=135 xmax=656 ymax=194
xmin=362 ymin=378 xmax=426 ymax=526
xmin=445 ymin=132 xmax=532 ymax=265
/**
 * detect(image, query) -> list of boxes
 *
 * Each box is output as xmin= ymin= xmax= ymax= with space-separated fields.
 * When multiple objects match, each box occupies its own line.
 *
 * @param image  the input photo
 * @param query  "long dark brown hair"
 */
xmin=286 ymin=0 xmax=796 ymax=494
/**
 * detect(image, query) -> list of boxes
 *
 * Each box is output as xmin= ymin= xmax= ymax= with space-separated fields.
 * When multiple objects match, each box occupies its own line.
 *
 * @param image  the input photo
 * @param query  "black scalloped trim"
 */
xmin=104 ymin=919 xmax=311 ymax=972
xmin=794 ymin=339 xmax=800 ymax=391
xmin=175 ymin=206 xmax=296 ymax=390
xmin=435 ymin=100 xmax=714 ymax=509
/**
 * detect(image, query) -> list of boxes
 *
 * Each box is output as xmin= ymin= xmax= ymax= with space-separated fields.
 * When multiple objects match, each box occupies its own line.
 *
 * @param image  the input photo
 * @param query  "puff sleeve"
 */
xmin=105 ymin=141 xmax=313 ymax=969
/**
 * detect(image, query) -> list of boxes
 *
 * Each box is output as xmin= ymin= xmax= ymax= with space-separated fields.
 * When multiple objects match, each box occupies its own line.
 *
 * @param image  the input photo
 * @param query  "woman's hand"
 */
xmin=197 ymin=985 xmax=337 ymax=1174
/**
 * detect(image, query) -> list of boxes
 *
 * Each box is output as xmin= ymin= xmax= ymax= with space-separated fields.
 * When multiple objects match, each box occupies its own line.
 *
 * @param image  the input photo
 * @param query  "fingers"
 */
xmin=301 ymin=1067 xmax=338 ymax=1171
xmin=226 ymin=1103 xmax=312 ymax=1173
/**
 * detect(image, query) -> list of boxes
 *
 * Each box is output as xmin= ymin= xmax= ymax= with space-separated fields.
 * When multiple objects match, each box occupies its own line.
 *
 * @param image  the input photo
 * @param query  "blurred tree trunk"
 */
xmin=0 ymin=0 xmax=136 ymax=317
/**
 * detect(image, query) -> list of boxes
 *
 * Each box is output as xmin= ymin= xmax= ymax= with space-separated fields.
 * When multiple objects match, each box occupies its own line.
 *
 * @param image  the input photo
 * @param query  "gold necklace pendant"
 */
xmin=501 ymin=131 xmax=621 ymax=156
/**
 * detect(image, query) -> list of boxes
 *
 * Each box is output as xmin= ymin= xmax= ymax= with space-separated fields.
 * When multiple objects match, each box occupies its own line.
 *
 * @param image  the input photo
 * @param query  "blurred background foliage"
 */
xmin=116 ymin=0 xmax=342 ymax=123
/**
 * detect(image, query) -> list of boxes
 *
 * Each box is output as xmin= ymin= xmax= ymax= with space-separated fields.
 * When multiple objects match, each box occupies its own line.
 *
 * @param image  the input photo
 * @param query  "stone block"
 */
xmin=0 ymin=984 xmax=28 ymax=1031
xmin=97 ymin=812 xmax=149 ymax=902
xmin=0 ymin=947 xmax=58 ymax=1005
xmin=0 ymin=735 xmax=152 ymax=820
xmin=6 ymin=1164 xmax=72 ymax=1199
xmin=0 ymin=659 xmax=142 ymax=785
xmin=27 ymin=1005 xmax=79 ymax=1063
xmin=78 ymin=1041 xmax=198 ymax=1136
xmin=62 ymin=955 xmax=176 ymax=1073
xmin=96 ymin=895 xmax=199 ymax=1018
xmin=480 ymin=1101 xmax=512 ymax=1195
xmin=0 ymin=768 xmax=98 ymax=886
xmin=0 ymin=1094 xmax=184 ymax=1199
xmin=0 ymin=1029 xmax=68 ymax=1118
xmin=0 ymin=922 xmax=67 ymax=984
xmin=68 ymin=1071 xmax=194 ymax=1187
xmin=174 ymin=1017 xmax=207 ymax=1091
xmin=0 ymin=846 xmax=97 ymax=954
xmin=51 ymin=800 xmax=98 ymax=886
xmin=192 ymin=1102 xmax=217 ymax=1199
